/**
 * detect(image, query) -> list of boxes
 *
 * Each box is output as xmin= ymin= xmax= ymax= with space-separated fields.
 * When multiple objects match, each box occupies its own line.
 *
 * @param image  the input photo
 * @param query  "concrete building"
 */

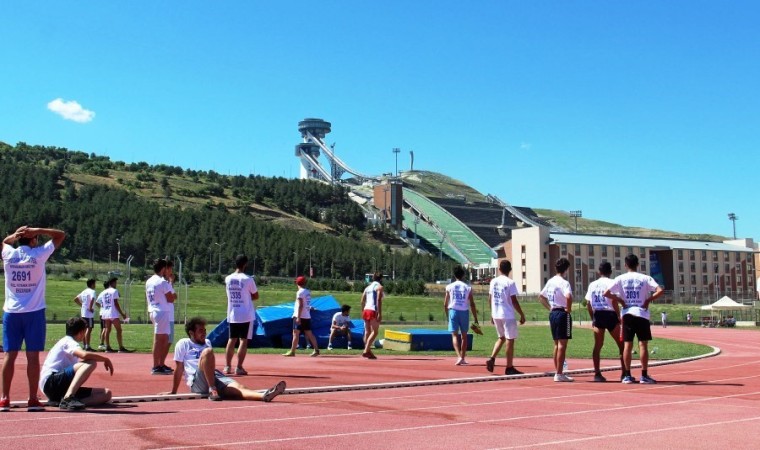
xmin=508 ymin=227 xmax=756 ymax=303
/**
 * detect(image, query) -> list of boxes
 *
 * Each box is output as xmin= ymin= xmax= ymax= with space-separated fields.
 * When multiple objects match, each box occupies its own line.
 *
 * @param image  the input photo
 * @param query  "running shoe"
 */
xmin=160 ymin=365 xmax=174 ymax=373
xmin=639 ymin=375 xmax=657 ymax=384
xmin=459 ymin=359 xmax=469 ymax=366
xmin=98 ymin=344 xmax=106 ymax=351
xmin=621 ymin=375 xmax=636 ymax=384
xmin=59 ymin=396 xmax=85 ymax=411
xmin=84 ymin=346 xmax=95 ymax=352
xmin=486 ymin=358 xmax=495 ymax=373
xmin=151 ymin=366 xmax=172 ymax=375
xmin=347 ymin=344 xmax=352 ymax=350
xmin=554 ymin=374 xmax=574 ymax=382
xmin=208 ymin=389 xmax=222 ymax=402
xmin=0 ymin=397 xmax=10 ymax=412
xmin=28 ymin=398 xmax=45 ymax=412
xmin=362 ymin=351 xmax=377 ymax=359
xmin=262 ymin=381 xmax=287 ymax=402
xmin=223 ymin=366 xmax=232 ymax=374
xmin=105 ymin=347 xmax=117 ymax=353
xmin=505 ymin=367 xmax=523 ymax=376
xmin=593 ymin=373 xmax=607 ymax=383
xmin=310 ymin=350 xmax=320 ymax=357
xmin=282 ymin=351 xmax=295 ymax=357
xmin=327 ymin=344 xmax=333 ymax=350
xmin=118 ymin=347 xmax=133 ymax=353
xmin=235 ymin=367 xmax=248 ymax=375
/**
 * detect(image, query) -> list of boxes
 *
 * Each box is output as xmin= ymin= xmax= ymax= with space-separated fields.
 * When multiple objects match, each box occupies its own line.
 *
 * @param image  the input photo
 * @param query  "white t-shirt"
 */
xmin=489 ymin=275 xmax=519 ymax=320
xmin=2 ymin=241 xmax=56 ymax=313
xmin=332 ymin=312 xmax=351 ymax=327
xmin=293 ymin=287 xmax=312 ymax=319
xmin=584 ymin=277 xmax=616 ymax=312
xmin=77 ymin=288 xmax=97 ymax=319
xmin=540 ymin=275 xmax=572 ymax=310
xmin=39 ymin=335 xmax=80 ymax=392
xmin=98 ymin=287 xmax=120 ymax=320
xmin=363 ymin=281 xmax=382 ymax=311
xmin=225 ymin=272 xmax=258 ymax=323
xmin=146 ymin=274 xmax=173 ymax=314
xmin=173 ymin=338 xmax=212 ymax=387
xmin=445 ymin=280 xmax=471 ymax=311
xmin=608 ymin=272 xmax=660 ymax=320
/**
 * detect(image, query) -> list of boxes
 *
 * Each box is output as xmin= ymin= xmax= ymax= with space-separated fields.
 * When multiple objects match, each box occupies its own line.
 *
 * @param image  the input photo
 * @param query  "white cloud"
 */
xmin=47 ymin=98 xmax=95 ymax=123
xmin=520 ymin=142 xmax=532 ymax=151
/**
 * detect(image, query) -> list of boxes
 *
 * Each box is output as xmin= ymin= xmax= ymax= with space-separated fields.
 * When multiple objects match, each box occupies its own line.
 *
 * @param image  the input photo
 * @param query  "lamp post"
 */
xmin=292 ymin=251 xmax=298 ymax=277
xmin=569 ymin=210 xmax=582 ymax=233
xmin=305 ymin=246 xmax=314 ymax=278
xmin=392 ymin=147 xmax=400 ymax=177
xmin=207 ymin=246 xmax=212 ymax=275
xmin=214 ymin=242 xmax=224 ymax=274
xmin=728 ymin=213 xmax=738 ymax=239
xmin=115 ymin=238 xmax=121 ymax=271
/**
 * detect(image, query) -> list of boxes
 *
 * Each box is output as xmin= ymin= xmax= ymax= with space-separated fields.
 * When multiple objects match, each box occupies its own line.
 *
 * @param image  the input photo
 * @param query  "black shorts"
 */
xmin=228 ymin=322 xmax=252 ymax=340
xmin=293 ymin=318 xmax=312 ymax=331
xmin=622 ymin=314 xmax=652 ymax=342
xmin=549 ymin=310 xmax=572 ymax=340
xmin=593 ymin=310 xmax=620 ymax=332
xmin=42 ymin=368 xmax=93 ymax=402
xmin=100 ymin=318 xmax=106 ymax=329
xmin=80 ymin=317 xmax=95 ymax=329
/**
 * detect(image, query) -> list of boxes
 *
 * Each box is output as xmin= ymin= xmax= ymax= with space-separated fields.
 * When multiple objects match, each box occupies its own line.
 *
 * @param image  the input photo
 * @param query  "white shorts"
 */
xmin=150 ymin=310 xmax=171 ymax=335
xmin=493 ymin=318 xmax=518 ymax=340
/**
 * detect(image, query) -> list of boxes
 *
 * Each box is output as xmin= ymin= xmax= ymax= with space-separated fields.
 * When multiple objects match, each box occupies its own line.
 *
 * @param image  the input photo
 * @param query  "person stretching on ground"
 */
xmin=167 ymin=317 xmax=285 ymax=402
xmin=40 ymin=317 xmax=114 ymax=410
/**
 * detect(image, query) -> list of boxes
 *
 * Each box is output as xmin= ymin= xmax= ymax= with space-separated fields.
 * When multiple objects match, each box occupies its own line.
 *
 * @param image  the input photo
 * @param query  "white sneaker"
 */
xmin=455 ymin=358 xmax=463 ymax=366
xmin=347 ymin=344 xmax=352 ymax=350
xmin=554 ymin=373 xmax=574 ymax=382
xmin=327 ymin=344 xmax=333 ymax=350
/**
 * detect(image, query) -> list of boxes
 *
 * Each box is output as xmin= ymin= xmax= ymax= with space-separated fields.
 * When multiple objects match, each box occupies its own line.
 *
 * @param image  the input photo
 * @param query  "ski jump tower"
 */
xmin=295 ymin=118 xmax=377 ymax=184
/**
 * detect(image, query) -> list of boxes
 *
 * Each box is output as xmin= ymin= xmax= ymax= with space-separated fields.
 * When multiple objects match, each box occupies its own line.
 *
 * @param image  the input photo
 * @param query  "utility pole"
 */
xmin=728 ymin=213 xmax=738 ymax=239
xmin=214 ymin=242 xmax=224 ymax=274
xmin=570 ymin=210 xmax=582 ymax=233
xmin=305 ymin=246 xmax=314 ymax=277
xmin=392 ymin=147 xmax=400 ymax=177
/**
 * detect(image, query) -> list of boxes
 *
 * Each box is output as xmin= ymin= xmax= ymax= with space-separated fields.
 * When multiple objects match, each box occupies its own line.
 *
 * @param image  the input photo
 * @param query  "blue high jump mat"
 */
xmin=383 ymin=328 xmax=473 ymax=351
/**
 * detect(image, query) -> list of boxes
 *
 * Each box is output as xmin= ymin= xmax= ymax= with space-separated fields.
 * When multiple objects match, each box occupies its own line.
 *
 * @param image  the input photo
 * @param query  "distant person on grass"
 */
xmin=538 ymin=257 xmax=574 ymax=382
xmin=167 ymin=317 xmax=285 ymax=402
xmin=444 ymin=266 xmax=478 ymax=366
xmin=224 ymin=255 xmax=259 ymax=374
xmin=40 ymin=317 xmax=114 ymax=410
xmin=73 ymin=278 xmax=98 ymax=351
xmin=486 ymin=260 xmax=526 ymax=375
xmin=97 ymin=277 xmax=132 ymax=353
xmin=584 ymin=262 xmax=624 ymax=382
xmin=146 ymin=258 xmax=177 ymax=375
xmin=604 ymin=254 xmax=664 ymax=384
xmin=661 ymin=311 xmax=668 ymax=328
xmin=328 ymin=304 xmax=353 ymax=350
xmin=686 ymin=312 xmax=692 ymax=326
xmin=2 ymin=226 xmax=65 ymax=412
xmin=283 ymin=276 xmax=319 ymax=357
xmin=361 ymin=272 xmax=384 ymax=360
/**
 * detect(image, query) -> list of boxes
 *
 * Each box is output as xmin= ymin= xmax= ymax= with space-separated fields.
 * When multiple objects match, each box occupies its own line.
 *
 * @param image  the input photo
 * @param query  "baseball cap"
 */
xmin=295 ymin=276 xmax=307 ymax=286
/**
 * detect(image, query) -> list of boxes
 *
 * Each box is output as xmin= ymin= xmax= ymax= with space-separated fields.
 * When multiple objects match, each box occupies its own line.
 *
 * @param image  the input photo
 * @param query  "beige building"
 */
xmin=507 ymin=227 xmax=756 ymax=302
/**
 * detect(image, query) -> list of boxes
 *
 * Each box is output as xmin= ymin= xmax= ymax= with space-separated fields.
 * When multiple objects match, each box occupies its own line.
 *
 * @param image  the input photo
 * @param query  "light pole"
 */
xmin=292 ymin=251 xmax=298 ymax=277
xmin=371 ymin=257 xmax=377 ymax=273
xmin=392 ymin=147 xmax=400 ymax=177
xmin=116 ymin=238 xmax=121 ymax=271
xmin=569 ymin=210 xmax=582 ymax=233
xmin=214 ymin=242 xmax=224 ymax=275
xmin=305 ymin=246 xmax=314 ymax=277
xmin=728 ymin=213 xmax=738 ymax=239
xmin=207 ymin=246 xmax=212 ymax=275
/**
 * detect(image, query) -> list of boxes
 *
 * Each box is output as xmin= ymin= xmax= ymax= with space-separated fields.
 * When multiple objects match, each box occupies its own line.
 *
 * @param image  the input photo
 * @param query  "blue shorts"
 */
xmin=3 ymin=309 xmax=47 ymax=352
xmin=448 ymin=309 xmax=469 ymax=334
xmin=42 ymin=367 xmax=93 ymax=402
xmin=549 ymin=310 xmax=572 ymax=341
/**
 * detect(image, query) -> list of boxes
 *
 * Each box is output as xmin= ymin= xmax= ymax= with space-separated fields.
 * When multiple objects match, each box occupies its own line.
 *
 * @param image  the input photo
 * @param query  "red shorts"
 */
xmin=362 ymin=310 xmax=378 ymax=321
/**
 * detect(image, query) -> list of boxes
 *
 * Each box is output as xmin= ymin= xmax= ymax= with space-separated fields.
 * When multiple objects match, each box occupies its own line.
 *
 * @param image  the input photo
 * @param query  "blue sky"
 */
xmin=1 ymin=2 xmax=758 ymax=241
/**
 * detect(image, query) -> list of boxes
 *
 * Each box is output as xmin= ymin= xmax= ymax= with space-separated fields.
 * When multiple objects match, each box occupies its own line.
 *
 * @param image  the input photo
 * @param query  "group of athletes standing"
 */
xmin=444 ymin=254 xmax=664 ymax=384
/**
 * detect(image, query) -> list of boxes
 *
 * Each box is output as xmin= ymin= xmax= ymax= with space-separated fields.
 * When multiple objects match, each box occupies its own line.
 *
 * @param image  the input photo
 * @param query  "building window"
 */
xmin=602 ymin=246 xmax=608 ymax=257
xmin=627 ymin=247 xmax=634 ymax=256
xmin=641 ymin=261 xmax=646 ymax=271
xmin=690 ymin=274 xmax=696 ymax=284
xmin=575 ymin=244 xmax=581 ymax=254
xmin=680 ymin=287 xmax=685 ymax=294
xmin=561 ymin=244 xmax=567 ymax=255
xmin=714 ymin=263 xmax=719 ymax=273
xmin=702 ymin=275 xmax=708 ymax=284
xmin=678 ymin=250 xmax=683 ymax=260
xmin=615 ymin=260 xmax=621 ymax=270
xmin=724 ymin=252 xmax=729 ymax=262
xmin=640 ymin=248 xmax=646 ymax=258
xmin=678 ymin=262 xmax=684 ymax=272
xmin=575 ymin=270 xmax=582 ymax=282
xmin=543 ymin=264 xmax=548 ymax=272
xmin=701 ymin=250 xmax=707 ymax=260
xmin=691 ymin=286 xmax=697 ymax=293
xmin=589 ymin=258 xmax=595 ymax=270
xmin=725 ymin=263 xmax=730 ymax=272
xmin=690 ymin=262 xmax=696 ymax=271
xmin=737 ymin=276 xmax=743 ymax=284
xmin=521 ymin=245 xmax=526 ymax=253
xmin=689 ymin=250 xmax=695 ymax=261
xmin=702 ymin=262 xmax=707 ymax=272
xmin=543 ymin=252 xmax=547 ymax=260
xmin=679 ymin=274 xmax=685 ymax=284
xmin=615 ymin=247 xmax=621 ymax=258
xmin=713 ymin=251 xmax=718 ymax=261
xmin=735 ymin=253 xmax=741 ymax=262
xmin=588 ymin=246 xmax=594 ymax=256
xmin=575 ymin=257 xmax=582 ymax=267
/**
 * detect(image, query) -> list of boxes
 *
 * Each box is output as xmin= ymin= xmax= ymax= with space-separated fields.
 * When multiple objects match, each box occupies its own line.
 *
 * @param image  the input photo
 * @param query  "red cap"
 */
xmin=295 ymin=276 xmax=307 ymax=286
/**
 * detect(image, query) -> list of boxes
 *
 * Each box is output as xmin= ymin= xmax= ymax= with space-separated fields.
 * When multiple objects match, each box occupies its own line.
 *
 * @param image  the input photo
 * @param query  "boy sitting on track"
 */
xmin=167 ymin=317 xmax=285 ymax=402
xmin=40 ymin=317 xmax=114 ymax=410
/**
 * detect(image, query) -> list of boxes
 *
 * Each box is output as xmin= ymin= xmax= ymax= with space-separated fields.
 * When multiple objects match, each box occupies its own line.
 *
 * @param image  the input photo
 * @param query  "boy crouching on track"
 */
xmin=40 ymin=317 xmax=114 ymax=410
xmin=168 ymin=317 xmax=286 ymax=402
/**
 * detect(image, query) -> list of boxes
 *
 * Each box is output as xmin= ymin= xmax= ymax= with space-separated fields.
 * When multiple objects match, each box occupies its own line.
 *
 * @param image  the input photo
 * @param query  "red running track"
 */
xmin=1 ymin=326 xmax=759 ymax=449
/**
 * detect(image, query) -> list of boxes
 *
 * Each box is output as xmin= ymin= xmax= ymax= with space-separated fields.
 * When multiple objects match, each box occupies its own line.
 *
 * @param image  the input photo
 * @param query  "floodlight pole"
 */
xmin=570 ymin=210 xmax=582 ymax=233
xmin=392 ymin=147 xmax=400 ymax=177
xmin=728 ymin=213 xmax=738 ymax=239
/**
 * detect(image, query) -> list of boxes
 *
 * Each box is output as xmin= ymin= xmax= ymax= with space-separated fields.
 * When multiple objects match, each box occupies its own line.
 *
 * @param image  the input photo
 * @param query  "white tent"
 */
xmin=700 ymin=296 xmax=752 ymax=311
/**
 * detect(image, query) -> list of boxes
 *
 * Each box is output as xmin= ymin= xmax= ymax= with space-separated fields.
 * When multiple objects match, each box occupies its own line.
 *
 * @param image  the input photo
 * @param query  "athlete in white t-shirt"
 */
xmin=98 ymin=278 xmax=131 ymax=353
xmin=539 ymin=258 xmax=574 ymax=382
xmin=224 ymin=255 xmax=259 ymax=375
xmin=328 ymin=305 xmax=353 ymax=350
xmin=604 ymin=254 xmax=664 ymax=384
xmin=283 ymin=276 xmax=319 ymax=357
xmin=361 ymin=272 xmax=384 ymax=359
xmin=584 ymin=262 xmax=624 ymax=382
xmin=39 ymin=317 xmax=113 ymax=410
xmin=444 ymin=266 xmax=478 ymax=366
xmin=146 ymin=259 xmax=177 ymax=375
xmin=1 ymin=225 xmax=65 ymax=412
xmin=73 ymin=279 xmax=97 ymax=351
xmin=167 ymin=317 xmax=285 ymax=402
xmin=486 ymin=260 xmax=526 ymax=375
